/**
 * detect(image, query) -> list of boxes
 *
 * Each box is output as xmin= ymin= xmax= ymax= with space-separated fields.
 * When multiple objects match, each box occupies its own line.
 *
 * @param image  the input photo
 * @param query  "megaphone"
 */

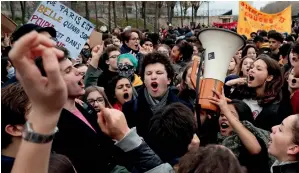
xmin=191 ymin=28 xmax=245 ymax=112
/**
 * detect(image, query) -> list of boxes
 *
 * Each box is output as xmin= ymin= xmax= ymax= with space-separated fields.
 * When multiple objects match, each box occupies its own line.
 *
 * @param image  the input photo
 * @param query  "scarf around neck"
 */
xmin=217 ymin=121 xmax=276 ymax=167
xmin=144 ymin=87 xmax=169 ymax=115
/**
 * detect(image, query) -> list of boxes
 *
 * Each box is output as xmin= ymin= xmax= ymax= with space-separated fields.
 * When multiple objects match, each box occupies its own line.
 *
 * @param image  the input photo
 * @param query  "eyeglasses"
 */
xmin=87 ymin=97 xmax=105 ymax=106
xmin=109 ymin=55 xmax=119 ymax=59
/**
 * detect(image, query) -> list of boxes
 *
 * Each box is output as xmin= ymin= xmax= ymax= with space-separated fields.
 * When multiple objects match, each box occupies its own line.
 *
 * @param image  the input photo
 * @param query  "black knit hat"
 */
xmin=11 ymin=24 xmax=56 ymax=43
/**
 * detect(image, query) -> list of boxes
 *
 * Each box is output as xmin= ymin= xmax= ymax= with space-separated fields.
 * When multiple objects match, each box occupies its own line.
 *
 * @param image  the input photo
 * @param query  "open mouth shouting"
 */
xmin=78 ymin=78 xmax=85 ymax=88
xmin=220 ymin=122 xmax=229 ymax=129
xmin=219 ymin=120 xmax=231 ymax=136
xmin=123 ymin=93 xmax=129 ymax=100
xmin=248 ymin=74 xmax=255 ymax=84
xmin=151 ymin=82 xmax=159 ymax=92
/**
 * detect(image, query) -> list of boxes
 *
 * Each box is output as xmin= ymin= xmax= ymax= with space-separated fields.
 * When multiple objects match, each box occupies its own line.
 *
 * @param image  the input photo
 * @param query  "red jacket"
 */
xmin=291 ymin=90 xmax=299 ymax=114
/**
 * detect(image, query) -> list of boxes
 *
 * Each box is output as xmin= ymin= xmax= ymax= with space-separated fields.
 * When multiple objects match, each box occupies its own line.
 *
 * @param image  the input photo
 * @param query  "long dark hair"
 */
xmin=105 ymin=75 xmax=131 ymax=105
xmin=179 ymin=62 xmax=193 ymax=92
xmin=229 ymin=99 xmax=254 ymax=123
xmin=233 ymin=54 xmax=283 ymax=106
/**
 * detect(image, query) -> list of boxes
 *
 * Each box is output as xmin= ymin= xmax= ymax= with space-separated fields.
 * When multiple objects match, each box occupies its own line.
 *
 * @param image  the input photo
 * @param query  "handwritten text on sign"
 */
xmin=28 ymin=1 xmax=94 ymax=58
xmin=237 ymin=1 xmax=291 ymax=38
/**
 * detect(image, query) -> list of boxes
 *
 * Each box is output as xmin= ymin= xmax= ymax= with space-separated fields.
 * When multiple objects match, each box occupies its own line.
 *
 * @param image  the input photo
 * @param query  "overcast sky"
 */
xmin=181 ymin=1 xmax=274 ymax=16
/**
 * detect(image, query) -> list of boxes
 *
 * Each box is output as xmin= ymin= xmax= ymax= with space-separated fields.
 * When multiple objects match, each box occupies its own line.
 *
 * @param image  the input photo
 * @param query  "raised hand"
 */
xmin=97 ymin=104 xmax=130 ymax=141
xmin=208 ymin=89 xmax=230 ymax=113
xmin=8 ymin=31 xmax=67 ymax=131
xmin=3 ymin=33 xmax=10 ymax=47
xmin=91 ymin=44 xmax=104 ymax=60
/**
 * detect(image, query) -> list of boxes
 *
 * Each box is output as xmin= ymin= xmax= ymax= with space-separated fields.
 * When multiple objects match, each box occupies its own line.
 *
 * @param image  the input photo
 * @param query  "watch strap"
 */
xmin=22 ymin=121 xmax=58 ymax=144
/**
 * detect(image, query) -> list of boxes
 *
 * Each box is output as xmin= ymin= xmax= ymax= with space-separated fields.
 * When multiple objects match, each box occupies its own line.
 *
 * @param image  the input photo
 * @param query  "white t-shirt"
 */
xmin=243 ymin=98 xmax=263 ymax=120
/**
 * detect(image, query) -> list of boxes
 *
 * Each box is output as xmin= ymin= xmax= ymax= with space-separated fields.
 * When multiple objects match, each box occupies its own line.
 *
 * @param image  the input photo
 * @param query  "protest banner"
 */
xmin=1 ymin=13 xmax=17 ymax=35
xmin=237 ymin=1 xmax=291 ymax=38
xmin=28 ymin=1 xmax=95 ymax=59
xmin=213 ymin=22 xmax=238 ymax=29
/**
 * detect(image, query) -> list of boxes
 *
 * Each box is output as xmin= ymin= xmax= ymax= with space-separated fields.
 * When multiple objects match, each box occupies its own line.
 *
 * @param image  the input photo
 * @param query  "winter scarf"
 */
xmin=144 ymin=88 xmax=169 ymax=115
xmin=217 ymin=120 xmax=276 ymax=167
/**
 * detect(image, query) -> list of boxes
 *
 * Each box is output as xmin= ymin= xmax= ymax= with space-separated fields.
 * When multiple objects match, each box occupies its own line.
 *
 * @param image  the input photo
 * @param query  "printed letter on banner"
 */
xmin=237 ymin=1 xmax=291 ymax=39
xmin=28 ymin=1 xmax=95 ymax=59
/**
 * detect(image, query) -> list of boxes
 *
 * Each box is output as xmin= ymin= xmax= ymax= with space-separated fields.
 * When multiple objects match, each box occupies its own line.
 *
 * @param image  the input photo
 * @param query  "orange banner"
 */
xmin=237 ymin=1 xmax=292 ymax=38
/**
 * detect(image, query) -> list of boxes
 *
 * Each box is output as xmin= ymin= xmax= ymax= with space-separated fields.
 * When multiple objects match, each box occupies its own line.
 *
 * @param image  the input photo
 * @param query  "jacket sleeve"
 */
xmin=115 ymin=128 xmax=174 ymax=173
xmin=84 ymin=65 xmax=102 ymax=88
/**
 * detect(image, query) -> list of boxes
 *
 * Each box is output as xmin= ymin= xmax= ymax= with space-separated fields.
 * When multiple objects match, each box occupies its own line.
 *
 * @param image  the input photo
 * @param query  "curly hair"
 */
xmin=140 ymin=52 xmax=174 ymax=83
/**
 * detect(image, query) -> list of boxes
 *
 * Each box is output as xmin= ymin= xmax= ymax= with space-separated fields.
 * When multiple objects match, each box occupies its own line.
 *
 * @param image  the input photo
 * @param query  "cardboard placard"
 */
xmin=89 ymin=31 xmax=102 ymax=48
xmin=1 ymin=13 xmax=17 ymax=35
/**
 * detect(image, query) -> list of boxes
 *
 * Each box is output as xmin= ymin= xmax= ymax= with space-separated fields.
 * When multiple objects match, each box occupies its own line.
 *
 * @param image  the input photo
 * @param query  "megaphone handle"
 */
xmin=195 ymin=49 xmax=205 ymax=133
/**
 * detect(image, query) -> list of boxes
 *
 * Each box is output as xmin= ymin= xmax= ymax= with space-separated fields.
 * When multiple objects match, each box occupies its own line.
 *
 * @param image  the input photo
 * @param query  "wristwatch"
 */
xmin=22 ymin=121 xmax=59 ymax=144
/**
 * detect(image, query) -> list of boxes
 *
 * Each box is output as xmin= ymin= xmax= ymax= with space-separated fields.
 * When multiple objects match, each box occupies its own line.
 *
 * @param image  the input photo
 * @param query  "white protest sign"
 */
xmin=28 ymin=1 xmax=94 ymax=59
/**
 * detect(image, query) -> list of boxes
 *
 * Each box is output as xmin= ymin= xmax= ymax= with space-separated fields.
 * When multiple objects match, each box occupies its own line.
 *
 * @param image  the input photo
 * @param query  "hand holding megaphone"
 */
xmin=191 ymin=28 xmax=245 ymax=112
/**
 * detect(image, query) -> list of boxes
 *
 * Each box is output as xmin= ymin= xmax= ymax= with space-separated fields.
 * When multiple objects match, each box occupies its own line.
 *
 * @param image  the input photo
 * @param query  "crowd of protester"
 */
xmin=1 ymin=21 xmax=299 ymax=173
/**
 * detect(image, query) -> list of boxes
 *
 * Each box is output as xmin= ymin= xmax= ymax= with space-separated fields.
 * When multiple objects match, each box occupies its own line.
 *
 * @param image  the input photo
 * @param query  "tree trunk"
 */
xmin=167 ymin=5 xmax=170 ymax=23
xmin=94 ymin=1 xmax=98 ymax=31
xmin=71 ymin=1 xmax=77 ymax=12
xmin=123 ymin=2 xmax=128 ymax=26
xmin=10 ymin=2 xmax=15 ymax=21
xmin=122 ymin=2 xmax=126 ymax=18
xmin=180 ymin=2 xmax=183 ymax=27
xmin=20 ymin=1 xmax=26 ymax=24
xmin=170 ymin=6 xmax=175 ymax=23
xmin=135 ymin=2 xmax=138 ymax=28
xmin=142 ymin=2 xmax=146 ymax=29
xmin=154 ymin=2 xmax=159 ymax=32
xmin=192 ymin=5 xmax=194 ymax=23
xmin=112 ymin=1 xmax=117 ymax=28
xmin=194 ymin=7 xmax=199 ymax=18
xmin=108 ymin=2 xmax=111 ymax=32
xmin=157 ymin=2 xmax=163 ymax=30
xmin=85 ymin=1 xmax=89 ymax=20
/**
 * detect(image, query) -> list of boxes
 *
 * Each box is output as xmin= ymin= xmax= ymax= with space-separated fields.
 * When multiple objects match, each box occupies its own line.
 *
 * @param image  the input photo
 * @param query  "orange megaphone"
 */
xmin=191 ymin=28 xmax=245 ymax=112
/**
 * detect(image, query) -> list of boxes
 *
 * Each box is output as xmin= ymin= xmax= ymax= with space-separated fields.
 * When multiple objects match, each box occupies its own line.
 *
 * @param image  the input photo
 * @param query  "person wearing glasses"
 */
xmin=83 ymin=86 xmax=112 ymax=112
xmin=84 ymin=45 xmax=121 ymax=89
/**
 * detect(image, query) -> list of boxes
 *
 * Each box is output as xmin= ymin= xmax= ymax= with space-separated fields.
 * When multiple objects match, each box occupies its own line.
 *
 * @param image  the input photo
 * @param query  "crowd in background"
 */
xmin=1 ymin=20 xmax=299 ymax=173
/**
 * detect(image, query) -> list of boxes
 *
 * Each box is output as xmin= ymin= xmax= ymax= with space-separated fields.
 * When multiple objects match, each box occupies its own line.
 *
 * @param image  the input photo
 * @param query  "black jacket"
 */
xmin=229 ymin=88 xmax=283 ymax=132
xmin=122 ymin=87 xmax=193 ymax=143
xmin=52 ymin=103 xmax=119 ymax=173
xmin=272 ymin=161 xmax=299 ymax=173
